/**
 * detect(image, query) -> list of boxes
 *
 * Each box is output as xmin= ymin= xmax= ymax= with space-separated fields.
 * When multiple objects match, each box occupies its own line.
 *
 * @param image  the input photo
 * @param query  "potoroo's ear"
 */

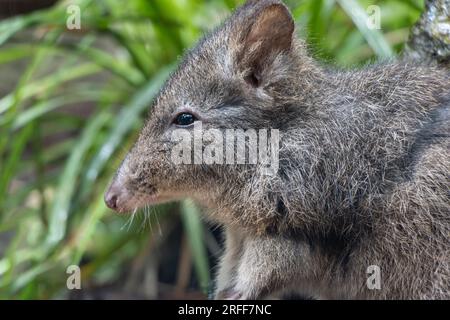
xmin=233 ymin=1 xmax=295 ymax=87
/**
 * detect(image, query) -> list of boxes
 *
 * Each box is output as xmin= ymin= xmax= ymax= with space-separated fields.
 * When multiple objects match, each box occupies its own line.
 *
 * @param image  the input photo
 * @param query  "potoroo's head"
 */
xmin=105 ymin=0 xmax=319 ymax=219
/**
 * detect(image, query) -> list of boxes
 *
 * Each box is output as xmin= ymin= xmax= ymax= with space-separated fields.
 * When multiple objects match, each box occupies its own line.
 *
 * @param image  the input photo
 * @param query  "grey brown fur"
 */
xmin=106 ymin=0 xmax=450 ymax=299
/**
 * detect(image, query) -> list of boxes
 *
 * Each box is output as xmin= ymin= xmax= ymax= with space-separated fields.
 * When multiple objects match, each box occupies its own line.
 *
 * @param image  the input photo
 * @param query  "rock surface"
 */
xmin=406 ymin=0 xmax=450 ymax=66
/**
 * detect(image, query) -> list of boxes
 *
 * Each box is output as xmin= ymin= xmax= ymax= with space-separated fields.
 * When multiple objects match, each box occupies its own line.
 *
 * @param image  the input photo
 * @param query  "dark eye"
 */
xmin=173 ymin=113 xmax=197 ymax=126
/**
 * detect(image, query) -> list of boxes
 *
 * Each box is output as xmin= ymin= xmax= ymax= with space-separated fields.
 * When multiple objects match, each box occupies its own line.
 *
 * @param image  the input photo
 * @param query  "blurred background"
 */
xmin=0 ymin=0 xmax=424 ymax=299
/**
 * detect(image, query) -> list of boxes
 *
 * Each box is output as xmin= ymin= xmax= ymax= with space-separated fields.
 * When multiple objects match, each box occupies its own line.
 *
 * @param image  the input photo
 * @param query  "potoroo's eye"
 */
xmin=173 ymin=113 xmax=197 ymax=126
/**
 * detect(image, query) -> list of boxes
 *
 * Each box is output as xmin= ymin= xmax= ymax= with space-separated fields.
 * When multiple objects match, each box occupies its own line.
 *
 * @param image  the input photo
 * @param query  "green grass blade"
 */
xmin=337 ymin=0 xmax=394 ymax=59
xmin=181 ymin=199 xmax=210 ymax=294
xmin=0 ymin=45 xmax=33 ymax=64
xmin=0 ymin=124 xmax=34 ymax=211
xmin=7 ymin=94 xmax=96 ymax=129
xmin=45 ymin=112 xmax=111 ymax=248
xmin=0 ymin=63 xmax=101 ymax=115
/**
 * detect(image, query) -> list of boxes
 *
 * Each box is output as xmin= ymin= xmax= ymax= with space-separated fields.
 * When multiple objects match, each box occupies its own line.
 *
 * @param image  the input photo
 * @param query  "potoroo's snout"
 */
xmin=104 ymin=180 xmax=123 ymax=211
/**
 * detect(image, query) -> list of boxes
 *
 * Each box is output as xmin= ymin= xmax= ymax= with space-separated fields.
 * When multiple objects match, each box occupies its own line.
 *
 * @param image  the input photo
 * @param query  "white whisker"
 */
xmin=153 ymin=206 xmax=163 ymax=236
xmin=126 ymin=208 xmax=137 ymax=232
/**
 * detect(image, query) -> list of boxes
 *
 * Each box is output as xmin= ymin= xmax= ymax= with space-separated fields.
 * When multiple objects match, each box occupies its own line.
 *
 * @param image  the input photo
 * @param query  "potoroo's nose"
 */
xmin=104 ymin=183 xmax=121 ymax=210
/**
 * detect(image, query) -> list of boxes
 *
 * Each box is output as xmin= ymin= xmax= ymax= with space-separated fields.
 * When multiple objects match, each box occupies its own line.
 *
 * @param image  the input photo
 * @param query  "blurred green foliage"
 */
xmin=0 ymin=0 xmax=423 ymax=299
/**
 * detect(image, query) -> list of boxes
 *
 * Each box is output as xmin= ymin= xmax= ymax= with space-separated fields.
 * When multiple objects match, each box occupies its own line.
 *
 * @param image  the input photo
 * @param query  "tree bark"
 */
xmin=405 ymin=0 xmax=450 ymax=66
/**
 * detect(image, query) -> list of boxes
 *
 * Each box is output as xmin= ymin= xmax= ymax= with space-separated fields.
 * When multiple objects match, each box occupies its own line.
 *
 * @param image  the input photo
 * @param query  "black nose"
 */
xmin=105 ymin=193 xmax=118 ymax=210
xmin=105 ymin=181 xmax=130 ymax=212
